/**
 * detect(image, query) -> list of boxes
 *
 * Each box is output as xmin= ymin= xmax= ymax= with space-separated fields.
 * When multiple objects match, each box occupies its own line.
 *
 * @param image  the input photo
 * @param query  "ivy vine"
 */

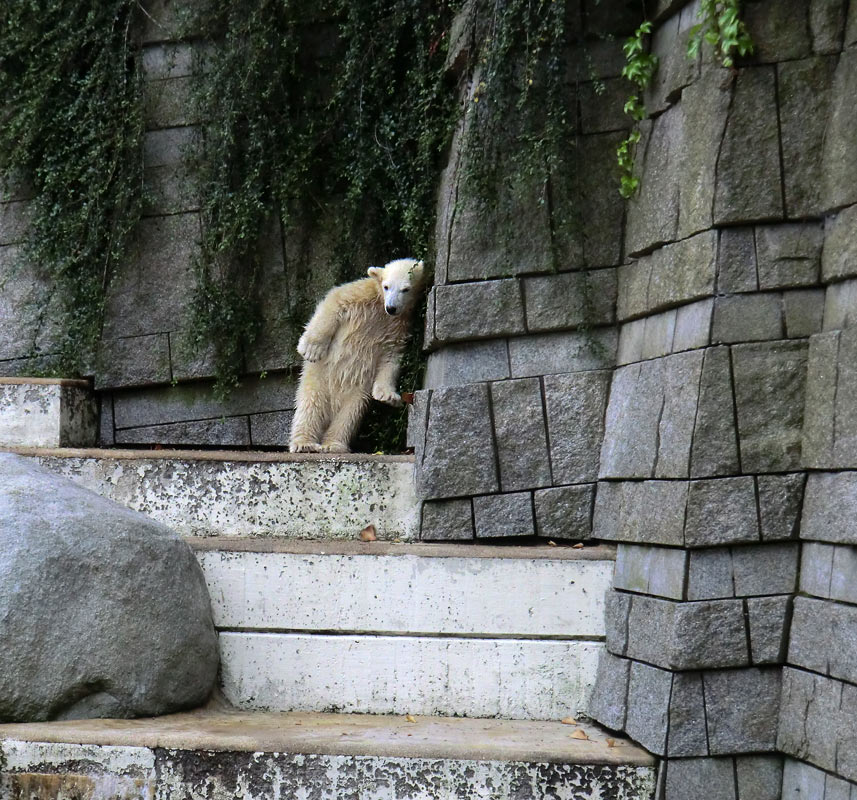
xmin=616 ymin=0 xmax=753 ymax=198
xmin=460 ymin=0 xmax=575 ymax=255
xmin=687 ymin=0 xmax=754 ymax=68
xmin=0 ymin=0 xmax=145 ymax=374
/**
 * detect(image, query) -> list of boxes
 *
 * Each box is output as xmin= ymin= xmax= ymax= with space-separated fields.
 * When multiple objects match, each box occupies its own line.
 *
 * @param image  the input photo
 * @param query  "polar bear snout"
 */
xmin=385 ymin=304 xmax=399 ymax=316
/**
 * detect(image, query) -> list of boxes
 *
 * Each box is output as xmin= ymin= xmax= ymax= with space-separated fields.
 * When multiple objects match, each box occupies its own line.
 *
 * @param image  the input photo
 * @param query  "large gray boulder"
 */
xmin=0 ymin=453 xmax=219 ymax=722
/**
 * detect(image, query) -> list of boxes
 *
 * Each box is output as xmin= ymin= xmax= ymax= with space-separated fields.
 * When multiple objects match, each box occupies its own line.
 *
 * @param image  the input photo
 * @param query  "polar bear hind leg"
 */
xmin=318 ymin=391 xmax=370 ymax=453
xmin=289 ymin=364 xmax=331 ymax=452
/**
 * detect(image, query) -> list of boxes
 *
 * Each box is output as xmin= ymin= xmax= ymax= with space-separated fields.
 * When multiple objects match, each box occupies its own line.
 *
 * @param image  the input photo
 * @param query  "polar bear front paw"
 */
xmin=372 ymin=383 xmax=403 ymax=407
xmin=297 ymin=333 xmax=330 ymax=363
xmin=290 ymin=441 xmax=323 ymax=453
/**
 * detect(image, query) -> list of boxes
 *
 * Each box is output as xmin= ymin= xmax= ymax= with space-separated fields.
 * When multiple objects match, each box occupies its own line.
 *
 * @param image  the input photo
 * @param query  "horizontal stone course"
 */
xmin=533 ymin=484 xmax=594 ymax=541
xmin=507 ymin=328 xmax=617 ymax=378
xmin=618 ymin=232 xmax=718 ymax=321
xmin=115 ymin=417 xmax=250 ymax=446
xmin=606 ymin=590 xmax=750 ymax=670
xmin=522 ymin=269 xmax=616 ymax=333
xmin=595 ymin=475 xmax=805 ymax=548
xmin=434 ymin=280 xmax=525 ymax=343
xmin=617 ymin=542 xmax=798 ymax=601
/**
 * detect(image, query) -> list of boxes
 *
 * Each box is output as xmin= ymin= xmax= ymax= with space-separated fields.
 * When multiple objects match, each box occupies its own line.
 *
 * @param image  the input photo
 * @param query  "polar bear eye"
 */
xmin=401 ymin=287 xmax=410 ymax=293
xmin=383 ymin=284 xmax=389 ymax=290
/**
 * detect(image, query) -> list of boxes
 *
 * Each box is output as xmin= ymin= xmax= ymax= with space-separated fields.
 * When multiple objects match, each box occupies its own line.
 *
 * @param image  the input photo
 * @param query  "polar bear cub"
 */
xmin=289 ymin=258 xmax=425 ymax=453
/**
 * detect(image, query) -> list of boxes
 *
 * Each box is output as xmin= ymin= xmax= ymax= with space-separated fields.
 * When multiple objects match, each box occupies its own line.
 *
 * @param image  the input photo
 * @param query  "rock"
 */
xmin=822 ymin=279 xmax=857 ymax=331
xmin=613 ymin=544 xmax=687 ymax=600
xmin=757 ymin=473 xmax=805 ymax=541
xmin=96 ymin=333 xmax=172 ymax=390
xmin=533 ymin=484 xmax=594 ymax=541
xmin=420 ymin=498 xmax=474 ymax=541
xmin=490 ymin=378 xmax=551 ymax=492
xmin=664 ymin=757 xmax=737 ymax=800
xmin=703 ymin=668 xmax=781 ymax=754
xmin=784 ymin=289 xmax=825 ymax=339
xmin=472 ymin=491 xmax=534 ymax=538
xmin=822 ymin=50 xmax=857 ymax=211
xmin=587 ymin=651 xmax=629 ymax=731
xmin=735 ymin=756 xmax=783 ymax=800
xmin=732 ymin=340 xmax=809 ymax=473
xmin=755 ymin=223 xmax=823 ymax=289
xmin=778 ymin=56 xmax=837 ymax=218
xmin=544 ymin=370 xmax=610 ymax=484
xmin=668 ymin=672 xmax=708 ymax=757
xmin=743 ymin=0 xmax=811 ymax=61
xmin=424 ymin=341 xmax=510 ymax=389
xmin=823 ymin=204 xmax=857 ymax=282
xmin=434 ymin=279 xmax=525 ymax=343
xmin=0 ymin=453 xmax=218 ymax=722
xmin=523 ymin=269 xmax=616 ymax=333
xmin=625 ymin=661 xmax=672 ymax=755
xmin=717 ymin=227 xmax=758 ymax=293
xmin=689 ymin=346 xmax=740 ymax=477
xmin=684 ymin=477 xmax=760 ymax=547
xmin=713 ymin=67 xmax=784 ymax=225
xmin=747 ymin=596 xmax=791 ymax=664
xmin=711 ymin=294 xmax=783 ymax=344
xmin=415 ymin=384 xmax=499 ymax=500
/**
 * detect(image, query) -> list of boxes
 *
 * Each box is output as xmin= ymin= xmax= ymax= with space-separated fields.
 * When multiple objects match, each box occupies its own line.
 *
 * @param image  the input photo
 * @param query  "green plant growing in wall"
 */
xmin=459 ymin=0 xmax=576 ymax=268
xmin=616 ymin=20 xmax=658 ymax=199
xmin=0 ymin=0 xmax=145 ymax=374
xmin=616 ymin=1 xmax=753 ymax=197
xmin=687 ymin=0 xmax=754 ymax=68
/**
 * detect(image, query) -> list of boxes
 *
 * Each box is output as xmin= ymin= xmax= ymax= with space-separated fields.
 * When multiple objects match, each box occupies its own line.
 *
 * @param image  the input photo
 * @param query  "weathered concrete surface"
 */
xmin=0 ymin=453 xmax=218 ymax=722
xmin=0 ymin=711 xmax=657 ymax=799
xmin=219 ymin=632 xmax=602 ymax=720
xmin=7 ymin=447 xmax=418 ymax=540
xmin=193 ymin=541 xmax=613 ymax=637
xmin=0 ymin=379 xmax=96 ymax=448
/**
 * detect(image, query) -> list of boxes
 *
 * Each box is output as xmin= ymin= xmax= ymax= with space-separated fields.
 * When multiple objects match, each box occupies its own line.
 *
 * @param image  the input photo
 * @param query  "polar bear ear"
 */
xmin=410 ymin=260 xmax=425 ymax=281
xmin=368 ymin=266 xmax=383 ymax=281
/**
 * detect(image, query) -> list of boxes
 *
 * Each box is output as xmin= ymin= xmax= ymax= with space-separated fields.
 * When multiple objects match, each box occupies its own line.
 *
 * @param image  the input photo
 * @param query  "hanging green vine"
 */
xmin=688 ymin=0 xmax=754 ymax=67
xmin=616 ymin=1 xmax=753 ymax=197
xmin=460 ymin=0 xmax=575 ymax=264
xmin=616 ymin=20 xmax=658 ymax=199
xmin=185 ymin=0 xmax=459 ymax=448
xmin=0 ymin=0 xmax=145 ymax=374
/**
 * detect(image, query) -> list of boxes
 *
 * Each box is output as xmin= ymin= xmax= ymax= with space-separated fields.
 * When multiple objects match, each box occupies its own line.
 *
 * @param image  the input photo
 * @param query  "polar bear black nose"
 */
xmin=385 ymin=305 xmax=398 ymax=315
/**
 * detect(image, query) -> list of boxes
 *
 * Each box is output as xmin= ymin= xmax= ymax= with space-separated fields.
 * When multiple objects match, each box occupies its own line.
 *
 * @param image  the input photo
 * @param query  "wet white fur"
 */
xmin=289 ymin=258 xmax=425 ymax=453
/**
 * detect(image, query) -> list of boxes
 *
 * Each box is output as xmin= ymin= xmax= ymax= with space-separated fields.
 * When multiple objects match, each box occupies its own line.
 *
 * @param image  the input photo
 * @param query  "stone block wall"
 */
xmin=413 ymin=0 xmax=857 ymax=796
xmin=0 ymin=2 xmax=347 ymax=448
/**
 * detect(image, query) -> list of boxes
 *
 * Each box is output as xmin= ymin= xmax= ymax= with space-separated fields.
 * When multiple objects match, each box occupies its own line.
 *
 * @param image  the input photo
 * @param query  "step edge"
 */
xmin=1 ymin=446 xmax=415 ymax=464
xmin=188 ymin=537 xmax=617 ymax=561
xmin=0 ymin=711 xmax=655 ymax=767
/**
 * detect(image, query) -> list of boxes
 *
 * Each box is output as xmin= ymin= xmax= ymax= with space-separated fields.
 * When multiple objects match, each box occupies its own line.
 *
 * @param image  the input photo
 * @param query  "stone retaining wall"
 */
xmin=412 ymin=0 xmax=857 ymax=796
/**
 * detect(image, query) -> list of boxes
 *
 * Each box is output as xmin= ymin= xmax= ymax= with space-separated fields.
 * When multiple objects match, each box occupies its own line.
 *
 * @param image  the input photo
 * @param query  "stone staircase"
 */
xmin=0 ymin=379 xmax=657 ymax=799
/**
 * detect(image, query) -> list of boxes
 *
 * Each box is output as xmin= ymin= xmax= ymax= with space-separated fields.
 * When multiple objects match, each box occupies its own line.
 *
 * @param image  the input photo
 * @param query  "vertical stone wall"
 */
xmin=0 ymin=0 xmax=348 ymax=448
xmin=415 ymin=0 xmax=857 ymax=796
xmin=409 ymin=1 xmax=636 ymax=542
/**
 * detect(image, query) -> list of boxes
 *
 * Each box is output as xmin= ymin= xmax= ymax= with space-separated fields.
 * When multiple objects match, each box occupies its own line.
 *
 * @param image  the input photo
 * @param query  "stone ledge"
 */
xmin=0 ymin=709 xmax=655 ymax=766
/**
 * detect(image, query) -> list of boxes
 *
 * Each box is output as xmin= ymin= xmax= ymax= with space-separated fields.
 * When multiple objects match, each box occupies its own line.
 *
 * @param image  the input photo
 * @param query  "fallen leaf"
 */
xmin=570 ymin=729 xmax=589 ymax=740
xmin=548 ymin=540 xmax=558 ymax=547
xmin=572 ymin=542 xmax=584 ymax=549
xmin=359 ymin=524 xmax=377 ymax=541
xmin=606 ymin=738 xmax=616 ymax=748
xmin=560 ymin=717 xmax=578 ymax=725
xmin=406 ymin=714 xmax=416 ymax=723
xmin=401 ymin=392 xmax=415 ymax=405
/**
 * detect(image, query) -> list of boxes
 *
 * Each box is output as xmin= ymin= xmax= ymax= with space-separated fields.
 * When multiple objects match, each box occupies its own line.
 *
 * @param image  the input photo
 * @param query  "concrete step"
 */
xmin=0 ymin=708 xmax=657 ymax=799
xmin=0 ymin=379 xmax=97 ymax=448
xmin=5 ymin=447 xmax=418 ymax=540
xmin=191 ymin=538 xmax=615 ymax=720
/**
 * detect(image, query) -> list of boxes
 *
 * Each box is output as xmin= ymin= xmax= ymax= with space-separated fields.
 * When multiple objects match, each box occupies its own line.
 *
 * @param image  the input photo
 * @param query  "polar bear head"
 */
xmin=368 ymin=258 xmax=425 ymax=316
